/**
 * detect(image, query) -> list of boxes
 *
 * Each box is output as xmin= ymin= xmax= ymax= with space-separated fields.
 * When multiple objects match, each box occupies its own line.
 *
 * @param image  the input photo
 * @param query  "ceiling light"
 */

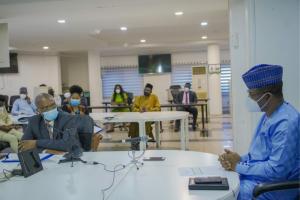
xmin=140 ymin=39 xmax=146 ymax=43
xmin=57 ymin=19 xmax=66 ymax=24
xmin=201 ymin=21 xmax=208 ymax=26
xmin=120 ymin=27 xmax=127 ymax=31
xmin=201 ymin=36 xmax=207 ymax=40
xmin=43 ymin=46 xmax=49 ymax=50
xmin=174 ymin=11 xmax=184 ymax=16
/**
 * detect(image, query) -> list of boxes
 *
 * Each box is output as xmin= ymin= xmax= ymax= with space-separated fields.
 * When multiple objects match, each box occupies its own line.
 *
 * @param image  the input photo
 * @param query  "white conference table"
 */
xmin=90 ymin=111 xmax=190 ymax=150
xmin=0 ymin=150 xmax=239 ymax=200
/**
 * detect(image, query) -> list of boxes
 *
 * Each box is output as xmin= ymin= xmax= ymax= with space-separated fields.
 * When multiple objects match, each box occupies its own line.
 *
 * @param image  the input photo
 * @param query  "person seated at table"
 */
xmin=69 ymin=85 xmax=88 ymax=107
xmin=11 ymin=87 xmax=36 ymax=116
xmin=62 ymin=92 xmax=89 ymax=115
xmin=20 ymin=93 xmax=82 ymax=153
xmin=106 ymin=84 xmax=130 ymax=133
xmin=218 ymin=64 xmax=299 ymax=200
xmin=128 ymin=83 xmax=160 ymax=149
xmin=48 ymin=87 xmax=62 ymax=107
xmin=0 ymin=102 xmax=23 ymax=153
xmin=174 ymin=82 xmax=198 ymax=131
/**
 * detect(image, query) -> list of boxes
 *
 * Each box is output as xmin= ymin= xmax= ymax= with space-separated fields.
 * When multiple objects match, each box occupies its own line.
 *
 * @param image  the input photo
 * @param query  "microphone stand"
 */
xmin=128 ymin=141 xmax=145 ymax=170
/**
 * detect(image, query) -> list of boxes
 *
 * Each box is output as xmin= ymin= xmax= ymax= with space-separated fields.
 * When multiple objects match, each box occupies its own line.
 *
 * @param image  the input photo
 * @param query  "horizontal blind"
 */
xmin=101 ymin=66 xmax=143 ymax=99
xmin=171 ymin=65 xmax=192 ymax=86
xmin=220 ymin=64 xmax=231 ymax=93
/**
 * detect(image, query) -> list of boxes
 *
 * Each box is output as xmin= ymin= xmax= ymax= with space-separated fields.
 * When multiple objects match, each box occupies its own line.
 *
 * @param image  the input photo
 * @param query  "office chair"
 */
xmin=9 ymin=95 xmax=20 ymax=112
xmin=0 ymin=141 xmax=10 ymax=152
xmin=0 ymin=95 xmax=9 ymax=110
xmin=252 ymin=180 xmax=300 ymax=200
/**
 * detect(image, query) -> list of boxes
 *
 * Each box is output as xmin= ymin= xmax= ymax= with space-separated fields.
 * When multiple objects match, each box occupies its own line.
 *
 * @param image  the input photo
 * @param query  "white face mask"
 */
xmin=64 ymin=92 xmax=71 ymax=98
xmin=246 ymin=92 xmax=272 ymax=112
xmin=115 ymin=89 xmax=121 ymax=94
xmin=184 ymin=87 xmax=190 ymax=92
xmin=20 ymin=94 xmax=27 ymax=100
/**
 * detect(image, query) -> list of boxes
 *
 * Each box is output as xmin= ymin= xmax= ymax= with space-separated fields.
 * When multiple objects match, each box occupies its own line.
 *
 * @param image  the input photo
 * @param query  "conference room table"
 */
xmin=0 ymin=150 xmax=240 ymax=200
xmin=90 ymin=101 xmax=209 ymax=134
xmin=90 ymin=111 xmax=189 ymax=150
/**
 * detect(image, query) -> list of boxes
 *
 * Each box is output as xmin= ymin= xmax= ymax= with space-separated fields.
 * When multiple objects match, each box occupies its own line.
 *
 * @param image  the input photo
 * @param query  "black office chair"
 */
xmin=169 ymin=85 xmax=181 ymax=104
xmin=0 ymin=141 xmax=10 ymax=152
xmin=0 ymin=95 xmax=9 ymax=110
xmin=252 ymin=180 xmax=300 ymax=200
xmin=125 ymin=91 xmax=134 ymax=106
xmin=74 ymin=115 xmax=94 ymax=151
xmin=9 ymin=95 xmax=20 ymax=112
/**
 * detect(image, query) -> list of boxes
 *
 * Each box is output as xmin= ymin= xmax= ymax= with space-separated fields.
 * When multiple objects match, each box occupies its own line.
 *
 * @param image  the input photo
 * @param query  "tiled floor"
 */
xmin=98 ymin=114 xmax=233 ymax=155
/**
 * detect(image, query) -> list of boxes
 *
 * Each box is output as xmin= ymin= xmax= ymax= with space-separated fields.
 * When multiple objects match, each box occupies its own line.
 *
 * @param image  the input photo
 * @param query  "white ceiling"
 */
xmin=0 ymin=0 xmax=229 ymax=56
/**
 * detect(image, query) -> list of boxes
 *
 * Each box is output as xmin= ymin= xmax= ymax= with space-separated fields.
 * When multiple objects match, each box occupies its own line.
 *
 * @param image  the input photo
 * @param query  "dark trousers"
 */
xmin=175 ymin=106 xmax=198 ymax=129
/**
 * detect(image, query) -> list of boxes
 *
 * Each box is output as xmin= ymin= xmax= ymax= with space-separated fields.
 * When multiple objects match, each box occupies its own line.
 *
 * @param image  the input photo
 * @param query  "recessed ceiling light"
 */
xmin=43 ymin=46 xmax=49 ymax=50
xmin=140 ymin=39 xmax=146 ymax=43
xmin=201 ymin=21 xmax=208 ymax=26
xmin=174 ymin=11 xmax=184 ymax=16
xmin=201 ymin=36 xmax=207 ymax=40
xmin=57 ymin=19 xmax=66 ymax=24
xmin=120 ymin=26 xmax=127 ymax=31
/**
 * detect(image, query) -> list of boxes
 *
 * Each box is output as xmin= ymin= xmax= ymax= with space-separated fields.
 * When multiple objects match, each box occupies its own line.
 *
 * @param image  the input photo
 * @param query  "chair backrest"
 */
xmin=9 ymin=95 xmax=20 ymax=112
xmin=169 ymin=85 xmax=182 ymax=103
xmin=126 ymin=92 xmax=134 ymax=105
xmin=0 ymin=95 xmax=9 ymax=109
xmin=74 ymin=115 xmax=94 ymax=151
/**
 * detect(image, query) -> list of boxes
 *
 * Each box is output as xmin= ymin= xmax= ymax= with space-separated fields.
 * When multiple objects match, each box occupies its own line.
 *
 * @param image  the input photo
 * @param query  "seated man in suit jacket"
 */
xmin=175 ymin=82 xmax=198 ymax=131
xmin=19 ymin=93 xmax=92 ymax=153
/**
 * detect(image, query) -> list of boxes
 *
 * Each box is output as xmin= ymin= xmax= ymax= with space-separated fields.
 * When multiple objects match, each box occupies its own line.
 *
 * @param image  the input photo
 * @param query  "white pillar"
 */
xmin=207 ymin=44 xmax=222 ymax=115
xmin=229 ymin=0 xmax=300 ymax=154
xmin=88 ymin=51 xmax=102 ymax=107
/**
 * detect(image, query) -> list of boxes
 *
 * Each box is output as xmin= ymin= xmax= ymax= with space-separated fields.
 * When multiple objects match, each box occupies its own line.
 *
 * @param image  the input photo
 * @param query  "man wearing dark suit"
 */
xmin=19 ymin=93 xmax=93 ymax=153
xmin=175 ymin=82 xmax=198 ymax=131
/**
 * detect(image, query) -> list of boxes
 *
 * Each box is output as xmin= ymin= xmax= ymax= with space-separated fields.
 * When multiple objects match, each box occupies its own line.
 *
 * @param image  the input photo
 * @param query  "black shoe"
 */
xmin=174 ymin=128 xmax=179 ymax=132
xmin=131 ymin=142 xmax=140 ymax=151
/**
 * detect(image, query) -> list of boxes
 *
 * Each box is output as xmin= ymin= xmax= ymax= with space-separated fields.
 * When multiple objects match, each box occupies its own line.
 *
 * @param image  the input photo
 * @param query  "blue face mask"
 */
xmin=70 ymin=99 xmax=80 ymax=106
xmin=42 ymin=107 xmax=58 ymax=121
xmin=246 ymin=92 xmax=272 ymax=112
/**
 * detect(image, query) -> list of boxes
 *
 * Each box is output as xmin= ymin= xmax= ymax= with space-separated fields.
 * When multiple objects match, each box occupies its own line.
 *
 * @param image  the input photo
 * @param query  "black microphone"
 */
xmin=121 ymin=136 xmax=148 ymax=143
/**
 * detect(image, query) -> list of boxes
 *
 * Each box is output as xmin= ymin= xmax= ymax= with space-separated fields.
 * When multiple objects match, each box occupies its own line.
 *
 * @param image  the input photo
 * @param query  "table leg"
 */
xmin=155 ymin=121 xmax=160 ymax=148
xmin=138 ymin=121 xmax=146 ymax=150
xmin=205 ymin=104 xmax=208 ymax=123
xmin=180 ymin=119 xmax=186 ymax=150
xmin=201 ymin=105 xmax=205 ymax=130
xmin=185 ymin=118 xmax=189 ymax=150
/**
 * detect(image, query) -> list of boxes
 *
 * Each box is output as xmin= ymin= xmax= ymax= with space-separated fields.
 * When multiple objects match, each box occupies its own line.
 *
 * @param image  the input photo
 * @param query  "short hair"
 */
xmin=35 ymin=93 xmax=55 ymax=108
xmin=69 ymin=85 xmax=83 ymax=95
xmin=184 ymin=82 xmax=191 ymax=88
xmin=251 ymin=82 xmax=283 ymax=98
xmin=145 ymin=83 xmax=153 ymax=90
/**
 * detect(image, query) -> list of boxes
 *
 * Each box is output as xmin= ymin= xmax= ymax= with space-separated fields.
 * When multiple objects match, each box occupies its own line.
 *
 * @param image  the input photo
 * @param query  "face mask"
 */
xmin=20 ymin=94 xmax=27 ymax=100
xmin=184 ymin=87 xmax=190 ymax=92
xmin=43 ymin=107 xmax=58 ymax=121
xmin=70 ymin=99 xmax=80 ymax=106
xmin=64 ymin=92 xmax=71 ymax=98
xmin=116 ymin=89 xmax=121 ymax=94
xmin=246 ymin=92 xmax=272 ymax=112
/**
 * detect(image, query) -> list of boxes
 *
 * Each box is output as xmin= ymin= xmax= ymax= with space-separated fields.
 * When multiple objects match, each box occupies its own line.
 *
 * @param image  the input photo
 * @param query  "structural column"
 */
xmin=207 ymin=44 xmax=222 ymax=115
xmin=88 ymin=51 xmax=102 ymax=107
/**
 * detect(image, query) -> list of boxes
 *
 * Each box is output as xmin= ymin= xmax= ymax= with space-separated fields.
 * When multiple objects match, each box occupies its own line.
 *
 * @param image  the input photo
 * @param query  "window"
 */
xmin=101 ymin=66 xmax=143 ymax=99
xmin=171 ymin=65 xmax=192 ymax=86
xmin=220 ymin=64 xmax=231 ymax=114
